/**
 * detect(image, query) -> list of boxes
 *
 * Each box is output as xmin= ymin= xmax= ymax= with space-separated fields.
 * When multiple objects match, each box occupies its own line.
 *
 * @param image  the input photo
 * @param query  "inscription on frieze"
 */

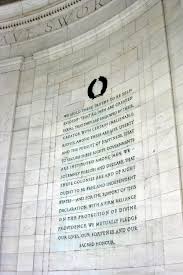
xmin=0 ymin=0 xmax=112 ymax=46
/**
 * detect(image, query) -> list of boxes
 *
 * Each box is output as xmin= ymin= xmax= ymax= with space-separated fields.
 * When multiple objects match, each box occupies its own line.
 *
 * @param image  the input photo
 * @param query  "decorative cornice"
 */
xmin=0 ymin=0 xmax=82 ymax=31
xmin=0 ymin=0 xmax=113 ymax=46
xmin=33 ymin=0 xmax=160 ymax=62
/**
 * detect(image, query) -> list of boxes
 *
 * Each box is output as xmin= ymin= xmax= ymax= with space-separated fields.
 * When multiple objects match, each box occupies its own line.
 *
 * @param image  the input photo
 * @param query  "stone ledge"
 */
xmin=0 ymin=56 xmax=24 ymax=73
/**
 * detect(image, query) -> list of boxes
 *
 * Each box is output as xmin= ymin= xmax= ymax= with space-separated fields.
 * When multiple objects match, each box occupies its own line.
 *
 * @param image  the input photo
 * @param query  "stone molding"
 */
xmin=0 ymin=56 xmax=24 ymax=73
xmin=0 ymin=0 xmax=113 ymax=46
xmin=33 ymin=0 xmax=160 ymax=63
xmin=0 ymin=0 xmax=83 ymax=31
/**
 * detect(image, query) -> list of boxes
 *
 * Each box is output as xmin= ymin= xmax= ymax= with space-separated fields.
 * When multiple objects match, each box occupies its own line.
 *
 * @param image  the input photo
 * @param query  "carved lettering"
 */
xmin=76 ymin=6 xmax=89 ymax=19
xmin=95 ymin=0 xmax=105 ymax=10
xmin=13 ymin=29 xmax=29 ymax=42
xmin=4 ymin=32 xmax=16 ymax=44
xmin=45 ymin=22 xmax=53 ymax=32
xmin=58 ymin=11 xmax=73 ymax=27
xmin=0 ymin=0 xmax=113 ymax=45
xmin=55 ymin=89 xmax=139 ymax=251
xmin=0 ymin=34 xmax=7 ymax=46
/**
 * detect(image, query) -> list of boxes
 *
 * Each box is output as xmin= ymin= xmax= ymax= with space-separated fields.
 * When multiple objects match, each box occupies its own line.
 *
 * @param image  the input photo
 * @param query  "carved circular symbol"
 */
xmin=88 ymin=76 xmax=108 ymax=100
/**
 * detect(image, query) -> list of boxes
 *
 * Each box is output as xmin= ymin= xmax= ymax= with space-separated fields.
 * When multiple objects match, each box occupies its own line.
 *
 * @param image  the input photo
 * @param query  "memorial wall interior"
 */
xmin=0 ymin=0 xmax=183 ymax=274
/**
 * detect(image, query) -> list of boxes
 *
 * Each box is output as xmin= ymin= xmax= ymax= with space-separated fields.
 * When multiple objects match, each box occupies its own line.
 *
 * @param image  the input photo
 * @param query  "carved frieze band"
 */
xmin=0 ymin=0 xmax=112 ymax=46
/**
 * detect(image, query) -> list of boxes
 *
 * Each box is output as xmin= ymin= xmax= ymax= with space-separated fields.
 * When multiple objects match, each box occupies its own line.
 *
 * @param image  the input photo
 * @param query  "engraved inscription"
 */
xmin=56 ymin=89 xmax=140 ymax=251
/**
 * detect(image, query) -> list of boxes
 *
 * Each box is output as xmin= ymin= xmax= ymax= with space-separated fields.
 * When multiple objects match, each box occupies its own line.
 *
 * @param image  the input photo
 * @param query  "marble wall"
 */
xmin=0 ymin=57 xmax=23 ymax=242
xmin=0 ymin=0 xmax=183 ymax=274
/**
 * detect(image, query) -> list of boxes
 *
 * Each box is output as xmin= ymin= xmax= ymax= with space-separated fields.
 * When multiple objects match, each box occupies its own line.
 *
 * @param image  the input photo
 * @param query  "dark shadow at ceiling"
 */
xmin=0 ymin=0 xmax=20 ymax=5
